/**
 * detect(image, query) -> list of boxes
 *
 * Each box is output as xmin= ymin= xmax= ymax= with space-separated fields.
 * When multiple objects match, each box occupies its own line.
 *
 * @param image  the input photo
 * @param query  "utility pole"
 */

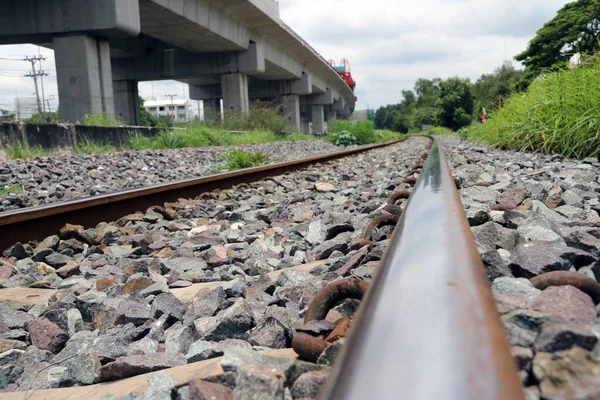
xmin=166 ymin=94 xmax=177 ymax=122
xmin=38 ymin=47 xmax=46 ymax=115
xmin=24 ymin=55 xmax=48 ymax=119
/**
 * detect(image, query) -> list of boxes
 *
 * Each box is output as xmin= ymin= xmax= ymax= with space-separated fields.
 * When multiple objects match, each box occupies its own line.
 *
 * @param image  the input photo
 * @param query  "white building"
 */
xmin=144 ymin=99 xmax=194 ymax=123
xmin=14 ymin=97 xmax=39 ymax=121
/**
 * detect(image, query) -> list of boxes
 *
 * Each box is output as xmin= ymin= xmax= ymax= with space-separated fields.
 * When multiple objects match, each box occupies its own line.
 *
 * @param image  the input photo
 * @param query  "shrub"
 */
xmin=326 ymin=120 xmax=378 ymax=145
xmin=221 ymin=149 xmax=273 ymax=171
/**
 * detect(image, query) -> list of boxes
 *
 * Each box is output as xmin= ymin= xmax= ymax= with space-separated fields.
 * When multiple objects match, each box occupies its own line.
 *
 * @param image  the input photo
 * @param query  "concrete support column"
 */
xmin=114 ymin=81 xmax=140 ymax=126
xmin=282 ymin=95 xmax=300 ymax=132
xmin=326 ymin=110 xmax=337 ymax=122
xmin=203 ymin=99 xmax=221 ymax=120
xmin=221 ymin=73 xmax=249 ymax=115
xmin=311 ymin=105 xmax=325 ymax=135
xmin=53 ymin=35 xmax=115 ymax=123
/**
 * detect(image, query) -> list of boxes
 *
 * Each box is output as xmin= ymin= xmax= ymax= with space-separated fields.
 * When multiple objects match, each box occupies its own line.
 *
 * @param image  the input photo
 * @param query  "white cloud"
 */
xmin=0 ymin=0 xmax=569 ymax=113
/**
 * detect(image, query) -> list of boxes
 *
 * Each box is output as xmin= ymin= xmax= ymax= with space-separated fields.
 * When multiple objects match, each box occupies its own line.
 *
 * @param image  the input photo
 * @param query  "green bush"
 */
xmin=221 ymin=149 xmax=273 ymax=171
xmin=469 ymin=58 xmax=600 ymax=159
xmin=326 ymin=120 xmax=378 ymax=146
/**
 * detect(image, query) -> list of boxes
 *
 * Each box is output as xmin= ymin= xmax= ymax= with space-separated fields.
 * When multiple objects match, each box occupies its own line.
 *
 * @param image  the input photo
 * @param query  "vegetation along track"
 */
xmin=2 ymin=136 xmax=596 ymax=398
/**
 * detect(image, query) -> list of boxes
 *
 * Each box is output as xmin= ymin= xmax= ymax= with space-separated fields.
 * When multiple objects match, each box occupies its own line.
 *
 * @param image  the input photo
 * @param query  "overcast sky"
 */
xmin=0 ymin=0 xmax=571 ymax=113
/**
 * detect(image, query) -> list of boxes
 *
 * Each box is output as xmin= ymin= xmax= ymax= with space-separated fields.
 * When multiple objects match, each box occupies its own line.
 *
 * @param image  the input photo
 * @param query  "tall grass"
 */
xmin=82 ymin=113 xmax=122 ymax=127
xmin=469 ymin=58 xmax=600 ymax=159
xmin=3 ymin=142 xmax=53 ymax=160
xmin=76 ymin=137 xmax=116 ymax=154
xmin=0 ymin=183 xmax=22 ymax=196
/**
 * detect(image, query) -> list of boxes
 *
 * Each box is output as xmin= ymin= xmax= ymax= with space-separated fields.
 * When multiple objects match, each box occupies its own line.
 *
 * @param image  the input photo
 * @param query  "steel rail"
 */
xmin=319 ymin=138 xmax=524 ymax=399
xmin=0 ymin=140 xmax=402 ymax=250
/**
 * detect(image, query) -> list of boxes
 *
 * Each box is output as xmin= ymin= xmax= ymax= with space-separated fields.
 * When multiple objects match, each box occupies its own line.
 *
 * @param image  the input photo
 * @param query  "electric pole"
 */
xmin=24 ymin=55 xmax=48 ymax=119
xmin=166 ymin=94 xmax=177 ymax=122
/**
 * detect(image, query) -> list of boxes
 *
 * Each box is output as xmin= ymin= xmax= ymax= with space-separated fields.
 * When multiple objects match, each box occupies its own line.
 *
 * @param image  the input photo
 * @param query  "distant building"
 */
xmin=144 ymin=99 xmax=193 ymax=123
xmin=14 ymin=97 xmax=39 ymax=121
xmin=351 ymin=109 xmax=369 ymax=122
xmin=502 ymin=60 xmax=513 ymax=69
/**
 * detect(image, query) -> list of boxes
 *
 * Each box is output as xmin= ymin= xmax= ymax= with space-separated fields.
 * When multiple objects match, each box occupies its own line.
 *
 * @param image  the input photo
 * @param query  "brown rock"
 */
xmin=96 ymin=277 xmax=117 ymax=291
xmin=188 ymin=379 xmax=233 ymax=400
xmin=55 ymin=263 xmax=79 ymax=279
xmin=0 ymin=264 xmax=14 ymax=282
xmin=153 ymin=247 xmax=173 ymax=258
xmin=545 ymin=193 xmax=565 ymax=209
xmin=98 ymin=353 xmax=186 ymax=382
xmin=315 ymin=181 xmax=336 ymax=192
xmin=92 ymin=309 xmax=117 ymax=332
xmin=0 ymin=339 xmax=27 ymax=352
xmin=531 ymin=286 xmax=596 ymax=324
xmin=493 ymin=293 xmax=528 ymax=315
xmin=123 ymin=276 xmax=153 ymax=294
xmin=533 ymin=347 xmax=600 ymax=399
xmin=291 ymin=369 xmax=330 ymax=399
xmin=27 ymin=319 xmax=69 ymax=354
xmin=497 ymin=188 xmax=528 ymax=209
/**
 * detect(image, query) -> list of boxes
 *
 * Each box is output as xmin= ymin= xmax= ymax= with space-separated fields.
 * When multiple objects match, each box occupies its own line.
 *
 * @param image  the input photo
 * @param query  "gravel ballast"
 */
xmin=1 ymin=135 xmax=600 ymax=398
xmin=0 ymin=140 xmax=351 ymax=212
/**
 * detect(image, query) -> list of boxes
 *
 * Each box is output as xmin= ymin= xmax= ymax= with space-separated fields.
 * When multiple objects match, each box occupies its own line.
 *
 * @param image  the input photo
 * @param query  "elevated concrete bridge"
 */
xmin=0 ymin=0 xmax=354 ymax=134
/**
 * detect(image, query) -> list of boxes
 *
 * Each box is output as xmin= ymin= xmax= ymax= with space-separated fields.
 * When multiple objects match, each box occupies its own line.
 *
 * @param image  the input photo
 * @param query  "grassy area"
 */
xmin=467 ymin=58 xmax=600 ymax=159
xmin=126 ymin=127 xmax=314 ymax=151
xmin=324 ymin=120 xmax=405 ymax=146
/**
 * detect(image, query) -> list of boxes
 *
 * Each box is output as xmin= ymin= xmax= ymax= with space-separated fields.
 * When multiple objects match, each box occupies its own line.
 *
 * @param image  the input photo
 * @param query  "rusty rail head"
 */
xmin=319 ymin=139 xmax=524 ymax=400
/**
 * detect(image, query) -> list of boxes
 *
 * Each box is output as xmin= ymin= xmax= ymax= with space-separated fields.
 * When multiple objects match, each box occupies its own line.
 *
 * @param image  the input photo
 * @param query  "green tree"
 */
xmin=138 ymin=97 xmax=173 ymax=128
xmin=473 ymin=65 xmax=525 ymax=114
xmin=515 ymin=0 xmax=600 ymax=83
xmin=414 ymin=78 xmax=442 ymax=108
xmin=436 ymin=77 xmax=474 ymax=130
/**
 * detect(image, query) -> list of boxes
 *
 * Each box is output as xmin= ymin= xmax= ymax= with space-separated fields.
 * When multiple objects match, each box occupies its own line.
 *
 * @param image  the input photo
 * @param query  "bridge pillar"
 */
xmin=114 ymin=81 xmax=140 ymax=126
xmin=54 ymin=35 xmax=115 ymax=123
xmin=203 ymin=99 xmax=221 ymax=120
xmin=282 ymin=95 xmax=300 ymax=132
xmin=222 ymin=73 xmax=249 ymax=115
xmin=311 ymin=105 xmax=325 ymax=136
xmin=326 ymin=110 xmax=337 ymax=122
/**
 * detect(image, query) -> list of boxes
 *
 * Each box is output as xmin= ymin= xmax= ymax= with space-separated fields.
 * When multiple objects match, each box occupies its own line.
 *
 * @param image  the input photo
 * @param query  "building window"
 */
xmin=159 ymin=106 xmax=165 ymax=111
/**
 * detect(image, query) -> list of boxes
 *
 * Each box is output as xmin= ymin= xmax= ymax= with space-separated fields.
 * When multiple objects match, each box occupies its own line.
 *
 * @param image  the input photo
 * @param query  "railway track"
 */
xmin=1 ymin=136 xmax=598 ymax=398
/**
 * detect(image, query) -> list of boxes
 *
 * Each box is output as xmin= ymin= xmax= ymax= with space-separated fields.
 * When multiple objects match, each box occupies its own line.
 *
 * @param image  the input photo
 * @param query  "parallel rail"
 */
xmin=320 ymin=138 xmax=525 ymax=399
xmin=0 ymin=141 xmax=401 ymax=250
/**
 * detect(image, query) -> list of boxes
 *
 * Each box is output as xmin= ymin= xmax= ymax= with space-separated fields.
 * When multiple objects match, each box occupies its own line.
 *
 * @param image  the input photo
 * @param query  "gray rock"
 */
xmin=219 ymin=277 xmax=251 ymax=298
xmin=502 ymin=310 xmax=552 ymax=347
xmin=291 ymin=369 xmax=330 ymax=399
xmin=144 ymin=370 xmax=179 ymax=399
xmin=127 ymin=338 xmax=159 ymax=355
xmin=65 ymin=350 xmax=101 ymax=385
xmin=481 ymin=251 xmax=512 ymax=283
xmin=165 ymin=323 xmax=197 ymax=354
xmin=491 ymin=277 xmax=541 ymax=303
xmin=116 ymin=300 xmax=152 ymax=326
xmin=534 ymin=322 xmax=598 ymax=353
xmin=151 ymin=293 xmax=185 ymax=324
xmin=186 ymin=340 xmax=222 ymax=363
xmin=184 ymin=287 xmax=227 ymax=323
xmin=248 ymin=317 xmax=290 ymax=349
xmin=0 ymin=302 xmax=34 ymax=329
xmin=275 ymin=270 xmax=313 ymax=287
xmin=312 ymin=239 xmax=349 ymax=260
xmin=233 ymin=364 xmax=286 ymax=400
xmin=531 ymin=200 xmax=569 ymax=224
xmin=509 ymin=241 xmax=595 ymax=278
xmin=44 ymin=252 xmax=74 ymax=269
xmin=195 ymin=299 xmax=255 ymax=341
xmin=317 ymin=339 xmax=345 ymax=366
